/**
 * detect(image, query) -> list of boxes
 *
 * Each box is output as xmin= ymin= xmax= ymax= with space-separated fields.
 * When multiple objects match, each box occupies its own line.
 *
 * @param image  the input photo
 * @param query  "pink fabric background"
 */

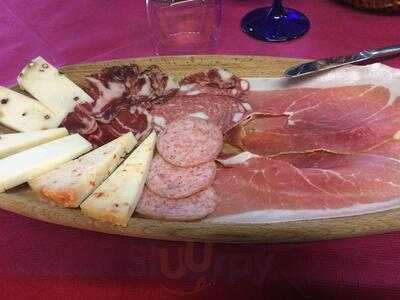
xmin=1 ymin=1 xmax=400 ymax=299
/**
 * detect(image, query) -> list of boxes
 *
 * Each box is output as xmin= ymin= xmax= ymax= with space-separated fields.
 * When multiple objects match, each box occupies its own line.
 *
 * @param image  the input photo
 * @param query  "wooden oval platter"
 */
xmin=2 ymin=55 xmax=400 ymax=244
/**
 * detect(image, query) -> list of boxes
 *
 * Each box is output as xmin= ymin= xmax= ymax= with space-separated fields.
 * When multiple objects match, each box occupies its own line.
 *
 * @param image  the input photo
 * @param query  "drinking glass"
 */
xmin=146 ymin=0 xmax=222 ymax=55
xmin=241 ymin=0 xmax=310 ymax=42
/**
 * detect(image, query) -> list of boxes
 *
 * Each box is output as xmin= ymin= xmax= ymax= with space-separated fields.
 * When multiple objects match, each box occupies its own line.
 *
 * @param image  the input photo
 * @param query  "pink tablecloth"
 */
xmin=1 ymin=1 xmax=400 ymax=299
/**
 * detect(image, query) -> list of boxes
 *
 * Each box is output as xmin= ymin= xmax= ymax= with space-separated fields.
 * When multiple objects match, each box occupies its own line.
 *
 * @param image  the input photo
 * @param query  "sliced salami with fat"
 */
xmin=147 ymin=154 xmax=216 ymax=199
xmin=136 ymin=187 xmax=219 ymax=221
xmin=150 ymin=94 xmax=250 ymax=133
xmin=157 ymin=117 xmax=223 ymax=167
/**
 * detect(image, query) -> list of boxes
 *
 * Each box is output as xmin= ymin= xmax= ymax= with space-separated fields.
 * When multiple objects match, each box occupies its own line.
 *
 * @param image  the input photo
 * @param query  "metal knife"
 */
xmin=283 ymin=44 xmax=400 ymax=78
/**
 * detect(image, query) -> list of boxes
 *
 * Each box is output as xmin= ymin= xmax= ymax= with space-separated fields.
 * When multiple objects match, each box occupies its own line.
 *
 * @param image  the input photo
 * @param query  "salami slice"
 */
xmin=157 ymin=117 xmax=223 ymax=167
xmin=147 ymin=154 xmax=216 ymax=199
xmin=136 ymin=187 xmax=219 ymax=221
xmin=151 ymin=93 xmax=250 ymax=133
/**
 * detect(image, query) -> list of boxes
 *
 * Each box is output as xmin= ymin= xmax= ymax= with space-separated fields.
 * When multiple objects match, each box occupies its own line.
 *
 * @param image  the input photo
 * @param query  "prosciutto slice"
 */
xmin=206 ymin=64 xmax=400 ymax=223
xmin=229 ymin=64 xmax=400 ymax=155
xmin=208 ymin=149 xmax=400 ymax=223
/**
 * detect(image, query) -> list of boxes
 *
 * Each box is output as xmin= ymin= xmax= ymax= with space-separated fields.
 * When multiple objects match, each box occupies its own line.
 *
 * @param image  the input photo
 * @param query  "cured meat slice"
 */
xmin=207 ymin=65 xmax=400 ymax=223
xmin=61 ymin=103 xmax=98 ymax=135
xmin=86 ymin=64 xmax=178 ymax=110
xmin=207 ymin=153 xmax=400 ymax=223
xmin=64 ymin=103 xmax=152 ymax=146
xmin=151 ymin=93 xmax=251 ymax=133
xmin=367 ymin=139 xmax=400 ymax=159
xmin=157 ymin=117 xmax=223 ymax=167
xmin=179 ymin=68 xmax=249 ymax=98
xmin=62 ymin=64 xmax=178 ymax=146
xmin=136 ymin=187 xmax=219 ymax=221
xmin=230 ymin=64 xmax=400 ymax=156
xmin=147 ymin=154 xmax=216 ymax=199
xmin=228 ymin=85 xmax=400 ymax=155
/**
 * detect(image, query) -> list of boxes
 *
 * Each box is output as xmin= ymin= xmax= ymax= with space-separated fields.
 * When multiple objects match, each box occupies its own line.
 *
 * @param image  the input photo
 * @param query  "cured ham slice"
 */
xmin=228 ymin=64 xmax=400 ymax=155
xmin=179 ymin=68 xmax=249 ymax=98
xmin=208 ymin=151 xmax=400 ymax=223
xmin=207 ymin=64 xmax=400 ymax=223
xmin=62 ymin=64 xmax=178 ymax=146
xmin=229 ymin=85 xmax=400 ymax=155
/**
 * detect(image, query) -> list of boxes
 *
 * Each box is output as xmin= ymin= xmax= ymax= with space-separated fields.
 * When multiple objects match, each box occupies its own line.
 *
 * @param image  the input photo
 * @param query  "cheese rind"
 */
xmin=17 ymin=57 xmax=94 ymax=124
xmin=0 ymin=128 xmax=68 ymax=159
xmin=81 ymin=131 xmax=156 ymax=226
xmin=29 ymin=132 xmax=137 ymax=208
xmin=0 ymin=86 xmax=59 ymax=131
xmin=0 ymin=134 xmax=92 ymax=193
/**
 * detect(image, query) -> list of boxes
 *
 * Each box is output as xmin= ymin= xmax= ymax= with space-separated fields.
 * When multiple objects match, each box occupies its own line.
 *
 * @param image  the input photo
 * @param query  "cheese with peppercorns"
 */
xmin=29 ymin=132 xmax=137 ymax=208
xmin=0 ymin=86 xmax=59 ymax=131
xmin=80 ymin=131 xmax=156 ymax=226
xmin=17 ymin=57 xmax=94 ymax=125
xmin=0 ymin=128 xmax=68 ymax=159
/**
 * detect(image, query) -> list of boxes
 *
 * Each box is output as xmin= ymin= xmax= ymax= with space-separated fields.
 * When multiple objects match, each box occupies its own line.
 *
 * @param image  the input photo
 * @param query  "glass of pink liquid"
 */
xmin=146 ymin=0 xmax=222 ymax=55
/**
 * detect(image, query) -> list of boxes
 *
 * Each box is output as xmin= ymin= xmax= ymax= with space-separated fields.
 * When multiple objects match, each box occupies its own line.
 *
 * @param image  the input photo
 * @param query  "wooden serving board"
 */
xmin=2 ymin=55 xmax=400 ymax=244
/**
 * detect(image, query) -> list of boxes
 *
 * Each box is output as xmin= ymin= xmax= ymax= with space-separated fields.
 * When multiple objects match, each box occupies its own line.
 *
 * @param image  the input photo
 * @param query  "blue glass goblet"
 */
xmin=241 ymin=0 xmax=310 ymax=42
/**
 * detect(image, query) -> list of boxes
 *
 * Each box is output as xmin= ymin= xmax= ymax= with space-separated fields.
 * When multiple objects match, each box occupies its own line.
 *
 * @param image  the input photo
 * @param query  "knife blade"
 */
xmin=283 ymin=44 xmax=400 ymax=78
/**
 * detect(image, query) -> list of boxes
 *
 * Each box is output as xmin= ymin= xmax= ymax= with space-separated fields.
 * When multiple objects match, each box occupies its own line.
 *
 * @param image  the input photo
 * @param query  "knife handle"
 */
xmin=367 ymin=44 xmax=400 ymax=59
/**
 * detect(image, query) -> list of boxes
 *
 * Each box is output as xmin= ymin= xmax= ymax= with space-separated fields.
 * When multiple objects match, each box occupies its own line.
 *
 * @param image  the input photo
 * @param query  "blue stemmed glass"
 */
xmin=241 ymin=0 xmax=310 ymax=42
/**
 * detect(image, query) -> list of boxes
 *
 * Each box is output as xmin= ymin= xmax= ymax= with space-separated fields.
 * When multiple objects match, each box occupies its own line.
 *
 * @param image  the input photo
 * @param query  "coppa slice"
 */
xmin=0 ymin=86 xmax=59 ymax=131
xmin=64 ymin=103 xmax=153 ymax=147
xmin=80 ymin=131 xmax=156 ymax=226
xmin=0 ymin=128 xmax=68 ymax=159
xmin=136 ymin=187 xmax=219 ymax=221
xmin=29 ymin=132 xmax=137 ymax=208
xmin=151 ymin=94 xmax=250 ymax=133
xmin=207 ymin=152 xmax=400 ymax=223
xmin=146 ymin=154 xmax=216 ymax=199
xmin=157 ymin=117 xmax=223 ymax=167
xmin=17 ymin=57 xmax=94 ymax=125
xmin=0 ymin=134 xmax=92 ymax=193
xmin=62 ymin=64 xmax=178 ymax=147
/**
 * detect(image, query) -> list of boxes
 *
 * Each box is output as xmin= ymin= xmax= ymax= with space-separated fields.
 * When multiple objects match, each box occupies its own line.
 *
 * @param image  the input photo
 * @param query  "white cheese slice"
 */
xmin=29 ymin=132 xmax=137 ymax=208
xmin=17 ymin=57 xmax=94 ymax=124
xmin=0 ymin=134 xmax=92 ymax=193
xmin=0 ymin=128 xmax=68 ymax=159
xmin=81 ymin=131 xmax=156 ymax=226
xmin=0 ymin=86 xmax=59 ymax=131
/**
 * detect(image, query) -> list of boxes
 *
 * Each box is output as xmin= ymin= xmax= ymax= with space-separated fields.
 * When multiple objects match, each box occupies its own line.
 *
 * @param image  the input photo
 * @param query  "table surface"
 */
xmin=1 ymin=0 xmax=400 ymax=299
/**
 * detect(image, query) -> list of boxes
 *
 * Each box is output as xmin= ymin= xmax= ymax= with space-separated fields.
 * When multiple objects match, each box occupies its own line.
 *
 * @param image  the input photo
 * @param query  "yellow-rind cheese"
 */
xmin=81 ymin=131 xmax=156 ymax=226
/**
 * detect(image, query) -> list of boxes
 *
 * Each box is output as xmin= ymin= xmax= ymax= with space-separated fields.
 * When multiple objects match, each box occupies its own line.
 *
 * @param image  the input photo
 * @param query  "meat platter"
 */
xmin=1 ymin=55 xmax=400 ymax=243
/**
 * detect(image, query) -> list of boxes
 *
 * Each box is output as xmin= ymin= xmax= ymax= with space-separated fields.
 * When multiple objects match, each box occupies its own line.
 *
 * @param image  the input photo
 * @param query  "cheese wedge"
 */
xmin=0 ymin=86 xmax=59 ymax=131
xmin=0 ymin=128 xmax=68 ymax=159
xmin=17 ymin=57 xmax=93 ymax=124
xmin=81 ymin=131 xmax=156 ymax=226
xmin=0 ymin=134 xmax=92 ymax=193
xmin=29 ymin=132 xmax=137 ymax=208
